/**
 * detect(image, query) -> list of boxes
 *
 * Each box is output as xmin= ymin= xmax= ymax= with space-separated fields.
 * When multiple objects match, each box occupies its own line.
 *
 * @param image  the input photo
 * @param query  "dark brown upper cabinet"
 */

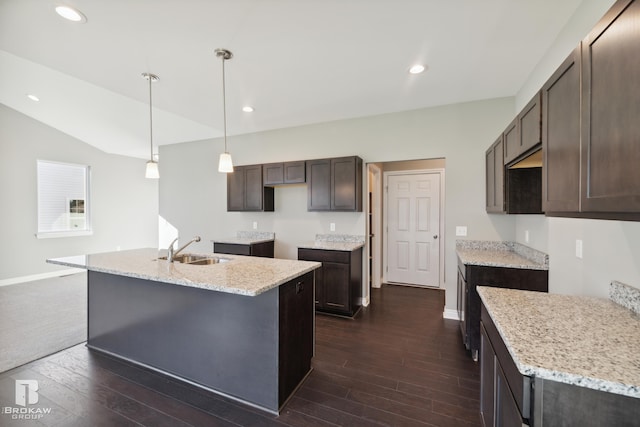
xmin=263 ymin=161 xmax=306 ymax=186
xmin=504 ymin=93 xmax=542 ymax=165
xmin=307 ymin=156 xmax=363 ymax=211
xmin=227 ymin=164 xmax=274 ymax=212
xmin=486 ymin=136 xmax=505 ymax=213
xmin=581 ymin=0 xmax=640 ymax=213
xmin=503 ymin=119 xmax=519 ymax=165
xmin=542 ymin=45 xmax=581 ymax=213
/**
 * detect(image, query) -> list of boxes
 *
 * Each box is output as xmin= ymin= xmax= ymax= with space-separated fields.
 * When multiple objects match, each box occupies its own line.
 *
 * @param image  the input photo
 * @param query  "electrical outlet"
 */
xmin=575 ymin=239 xmax=583 ymax=259
xmin=252 ymin=221 xmax=258 ymax=230
xmin=455 ymin=226 xmax=467 ymax=237
xmin=525 ymin=230 xmax=530 ymax=243
xmin=330 ymin=223 xmax=336 ymax=232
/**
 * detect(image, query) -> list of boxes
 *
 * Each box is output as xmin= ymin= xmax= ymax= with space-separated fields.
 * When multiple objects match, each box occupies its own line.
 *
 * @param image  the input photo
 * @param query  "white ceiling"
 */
xmin=0 ymin=0 xmax=585 ymax=159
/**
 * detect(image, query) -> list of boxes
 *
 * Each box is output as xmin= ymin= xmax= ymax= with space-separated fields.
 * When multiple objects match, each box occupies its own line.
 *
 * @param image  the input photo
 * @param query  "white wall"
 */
xmin=0 ymin=104 xmax=159 ymax=281
xmin=513 ymin=0 xmax=640 ymax=298
xmin=160 ymin=97 xmax=516 ymax=311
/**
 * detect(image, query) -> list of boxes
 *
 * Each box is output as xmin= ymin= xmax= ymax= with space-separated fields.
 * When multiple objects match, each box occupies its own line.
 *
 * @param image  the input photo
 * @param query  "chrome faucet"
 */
xmin=167 ymin=236 xmax=201 ymax=262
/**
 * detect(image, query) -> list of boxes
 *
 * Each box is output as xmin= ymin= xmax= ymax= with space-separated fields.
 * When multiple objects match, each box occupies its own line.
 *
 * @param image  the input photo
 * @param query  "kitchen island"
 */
xmin=47 ymin=248 xmax=320 ymax=414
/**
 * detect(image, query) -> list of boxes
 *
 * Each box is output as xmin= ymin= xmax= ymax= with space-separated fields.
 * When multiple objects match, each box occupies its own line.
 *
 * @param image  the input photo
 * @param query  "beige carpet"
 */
xmin=0 ymin=272 xmax=87 ymax=373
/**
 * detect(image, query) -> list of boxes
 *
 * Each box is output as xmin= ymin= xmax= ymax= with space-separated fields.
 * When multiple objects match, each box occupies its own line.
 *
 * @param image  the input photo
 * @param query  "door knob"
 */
xmin=433 ymin=235 xmax=438 ymax=239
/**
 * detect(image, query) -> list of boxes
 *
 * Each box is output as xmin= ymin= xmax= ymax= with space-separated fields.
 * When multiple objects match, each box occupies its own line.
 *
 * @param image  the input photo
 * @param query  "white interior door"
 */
xmin=386 ymin=172 xmax=440 ymax=287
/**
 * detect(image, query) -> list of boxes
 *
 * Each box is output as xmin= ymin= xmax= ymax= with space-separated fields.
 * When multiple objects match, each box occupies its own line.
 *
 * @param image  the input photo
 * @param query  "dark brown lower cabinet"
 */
xmin=278 ymin=272 xmax=314 ymax=405
xmin=213 ymin=241 xmax=274 ymax=258
xmin=297 ymin=247 xmax=362 ymax=317
xmin=458 ymin=259 xmax=548 ymax=361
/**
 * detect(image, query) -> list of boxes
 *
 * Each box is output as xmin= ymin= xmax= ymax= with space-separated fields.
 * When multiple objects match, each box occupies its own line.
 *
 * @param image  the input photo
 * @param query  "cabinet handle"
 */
xmin=296 ymin=281 xmax=304 ymax=294
xmin=326 ymin=302 xmax=345 ymax=308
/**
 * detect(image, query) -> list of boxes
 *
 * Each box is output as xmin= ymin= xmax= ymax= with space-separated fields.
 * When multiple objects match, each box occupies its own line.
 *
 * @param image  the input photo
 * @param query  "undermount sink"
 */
xmin=157 ymin=254 xmax=231 ymax=265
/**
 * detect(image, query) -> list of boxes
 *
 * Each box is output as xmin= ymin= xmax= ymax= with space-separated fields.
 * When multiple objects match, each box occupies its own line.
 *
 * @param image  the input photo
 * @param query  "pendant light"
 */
xmin=142 ymin=72 xmax=160 ymax=179
xmin=215 ymin=48 xmax=234 ymax=173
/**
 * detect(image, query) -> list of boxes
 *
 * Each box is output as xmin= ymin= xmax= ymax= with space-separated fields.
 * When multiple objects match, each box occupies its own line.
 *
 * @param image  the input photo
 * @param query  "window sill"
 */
xmin=36 ymin=230 xmax=93 ymax=239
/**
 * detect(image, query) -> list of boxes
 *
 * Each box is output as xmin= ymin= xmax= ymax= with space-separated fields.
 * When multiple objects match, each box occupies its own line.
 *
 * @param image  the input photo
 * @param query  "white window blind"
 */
xmin=37 ymin=160 xmax=91 ymax=238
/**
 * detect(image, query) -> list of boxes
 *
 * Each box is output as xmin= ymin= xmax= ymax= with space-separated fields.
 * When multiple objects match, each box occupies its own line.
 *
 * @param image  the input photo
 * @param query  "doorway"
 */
xmin=366 ymin=159 xmax=445 ymax=292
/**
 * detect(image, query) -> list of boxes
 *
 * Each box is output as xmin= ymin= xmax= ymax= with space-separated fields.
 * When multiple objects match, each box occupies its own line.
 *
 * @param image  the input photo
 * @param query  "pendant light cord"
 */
xmin=148 ymin=75 xmax=154 ymax=161
xmin=221 ymin=54 xmax=228 ymax=153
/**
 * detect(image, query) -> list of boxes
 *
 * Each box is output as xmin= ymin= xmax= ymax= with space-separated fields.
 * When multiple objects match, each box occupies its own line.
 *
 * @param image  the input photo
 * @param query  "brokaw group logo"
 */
xmin=2 ymin=380 xmax=52 ymax=420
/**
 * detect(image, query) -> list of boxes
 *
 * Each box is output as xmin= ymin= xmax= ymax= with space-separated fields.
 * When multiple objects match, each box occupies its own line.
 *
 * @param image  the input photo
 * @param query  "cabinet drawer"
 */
xmin=298 ymin=248 xmax=350 ymax=264
xmin=214 ymin=243 xmax=251 ymax=256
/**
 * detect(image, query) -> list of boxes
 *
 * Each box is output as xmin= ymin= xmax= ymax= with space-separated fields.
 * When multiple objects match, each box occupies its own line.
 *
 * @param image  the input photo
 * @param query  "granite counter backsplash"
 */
xmin=456 ymin=240 xmax=548 ymax=270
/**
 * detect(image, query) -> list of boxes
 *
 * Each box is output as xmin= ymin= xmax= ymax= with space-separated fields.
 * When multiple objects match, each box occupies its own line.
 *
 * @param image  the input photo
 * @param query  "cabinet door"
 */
xmin=332 ymin=157 xmax=360 ymax=211
xmin=284 ymin=161 xmax=306 ymax=184
xmin=480 ymin=324 xmax=495 ymax=427
xmin=486 ymin=137 xmax=505 ymax=213
xmin=457 ymin=269 xmax=468 ymax=347
xmin=581 ymin=0 xmax=640 ymax=212
xmin=495 ymin=363 xmax=523 ymax=427
xmin=227 ymin=166 xmax=245 ymax=211
xmin=307 ymin=159 xmax=331 ymax=210
xmin=244 ymin=165 xmax=263 ymax=211
xmin=263 ymin=163 xmax=284 ymax=185
xmin=278 ymin=272 xmax=314 ymax=405
xmin=323 ymin=262 xmax=350 ymax=312
xmin=314 ymin=264 xmax=325 ymax=310
xmin=518 ymin=92 xmax=542 ymax=154
xmin=503 ymin=119 xmax=519 ymax=165
xmin=542 ymin=46 xmax=581 ymax=213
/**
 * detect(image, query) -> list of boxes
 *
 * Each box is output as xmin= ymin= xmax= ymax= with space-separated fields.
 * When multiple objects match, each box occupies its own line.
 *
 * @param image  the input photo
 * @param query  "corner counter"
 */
xmin=478 ymin=284 xmax=640 ymax=426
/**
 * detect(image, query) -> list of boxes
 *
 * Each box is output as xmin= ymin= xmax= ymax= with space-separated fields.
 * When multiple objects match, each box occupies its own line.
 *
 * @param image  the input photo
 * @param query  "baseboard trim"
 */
xmin=0 ymin=269 xmax=84 ymax=287
xmin=443 ymin=308 xmax=459 ymax=320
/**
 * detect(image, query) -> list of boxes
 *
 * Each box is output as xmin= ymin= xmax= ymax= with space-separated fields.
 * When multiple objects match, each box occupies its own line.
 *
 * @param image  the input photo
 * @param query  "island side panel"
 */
xmin=87 ymin=271 xmax=279 ymax=412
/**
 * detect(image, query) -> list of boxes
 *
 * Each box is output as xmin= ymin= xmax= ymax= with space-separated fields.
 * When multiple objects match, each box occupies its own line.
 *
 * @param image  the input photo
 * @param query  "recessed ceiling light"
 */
xmin=409 ymin=64 xmax=426 ymax=74
xmin=55 ymin=5 xmax=87 ymax=23
xmin=242 ymin=106 xmax=254 ymax=113
xmin=27 ymin=94 xmax=40 ymax=102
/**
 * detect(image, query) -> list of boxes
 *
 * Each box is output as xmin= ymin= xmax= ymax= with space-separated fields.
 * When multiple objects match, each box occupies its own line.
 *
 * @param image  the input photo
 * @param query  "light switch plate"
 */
xmin=455 ymin=226 xmax=467 ymax=237
xmin=330 ymin=223 xmax=336 ymax=232
xmin=525 ymin=230 xmax=530 ymax=243
xmin=252 ymin=221 xmax=258 ymax=230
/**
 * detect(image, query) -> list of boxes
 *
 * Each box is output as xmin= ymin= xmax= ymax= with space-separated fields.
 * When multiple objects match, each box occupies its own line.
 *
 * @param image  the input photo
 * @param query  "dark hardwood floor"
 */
xmin=0 ymin=284 xmax=480 ymax=426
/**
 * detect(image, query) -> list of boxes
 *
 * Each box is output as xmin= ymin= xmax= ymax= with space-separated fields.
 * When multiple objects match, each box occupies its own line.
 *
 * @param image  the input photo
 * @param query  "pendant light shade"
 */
xmin=218 ymin=152 xmax=234 ymax=173
xmin=215 ymin=48 xmax=234 ymax=173
xmin=142 ymin=72 xmax=159 ymax=179
xmin=145 ymin=160 xmax=160 ymax=178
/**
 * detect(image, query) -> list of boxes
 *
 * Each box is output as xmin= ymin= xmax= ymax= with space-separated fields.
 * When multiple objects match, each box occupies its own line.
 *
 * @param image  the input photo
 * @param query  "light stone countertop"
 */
xmin=477 ymin=286 xmax=640 ymax=398
xmin=212 ymin=231 xmax=275 ymax=245
xmin=298 ymin=233 xmax=365 ymax=251
xmin=47 ymin=248 xmax=320 ymax=297
xmin=212 ymin=237 xmax=275 ymax=245
xmin=298 ymin=241 xmax=364 ymax=251
xmin=456 ymin=240 xmax=548 ymax=270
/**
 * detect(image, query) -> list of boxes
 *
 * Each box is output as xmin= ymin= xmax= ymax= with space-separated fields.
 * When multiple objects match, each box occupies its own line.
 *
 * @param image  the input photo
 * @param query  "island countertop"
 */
xmin=47 ymin=248 xmax=320 ymax=297
xmin=477 ymin=286 xmax=640 ymax=398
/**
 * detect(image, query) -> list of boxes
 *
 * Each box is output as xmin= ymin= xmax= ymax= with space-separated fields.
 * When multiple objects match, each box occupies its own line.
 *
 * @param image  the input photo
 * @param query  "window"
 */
xmin=37 ymin=160 xmax=91 ymax=238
